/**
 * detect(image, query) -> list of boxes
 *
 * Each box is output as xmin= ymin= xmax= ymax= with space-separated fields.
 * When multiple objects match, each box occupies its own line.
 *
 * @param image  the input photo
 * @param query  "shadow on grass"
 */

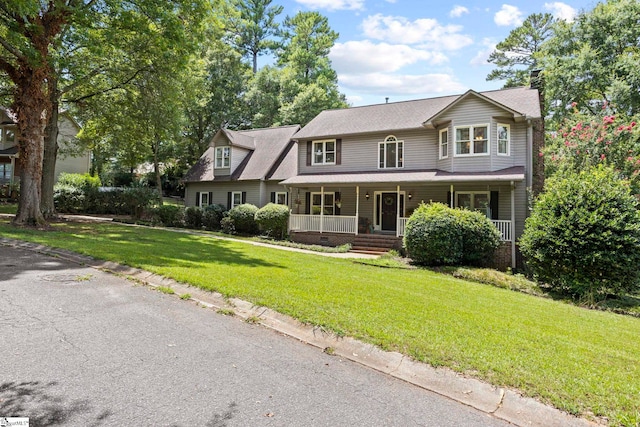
xmin=0 ymin=381 xmax=109 ymax=426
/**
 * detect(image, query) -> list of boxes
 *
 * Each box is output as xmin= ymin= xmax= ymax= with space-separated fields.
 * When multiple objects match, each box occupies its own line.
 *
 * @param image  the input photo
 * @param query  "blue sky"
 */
xmin=270 ymin=0 xmax=598 ymax=106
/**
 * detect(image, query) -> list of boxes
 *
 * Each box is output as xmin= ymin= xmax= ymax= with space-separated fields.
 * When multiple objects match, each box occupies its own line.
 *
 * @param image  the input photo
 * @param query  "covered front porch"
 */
xmin=281 ymin=168 xmax=526 ymax=268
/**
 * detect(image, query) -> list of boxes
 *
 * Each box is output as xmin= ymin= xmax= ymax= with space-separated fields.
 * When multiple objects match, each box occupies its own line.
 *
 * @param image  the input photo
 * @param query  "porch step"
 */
xmin=351 ymin=234 xmax=402 ymax=254
xmin=351 ymin=246 xmax=392 ymax=254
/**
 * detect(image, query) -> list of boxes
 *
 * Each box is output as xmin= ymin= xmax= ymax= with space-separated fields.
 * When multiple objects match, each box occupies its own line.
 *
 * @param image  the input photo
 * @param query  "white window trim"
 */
xmin=439 ymin=128 xmax=449 ymax=160
xmin=231 ymin=191 xmax=243 ymax=208
xmin=456 ymin=191 xmax=491 ymax=217
xmin=378 ymin=135 xmax=404 ymax=169
xmin=310 ymin=192 xmax=335 ymax=215
xmin=497 ymin=123 xmax=510 ymax=156
xmin=275 ymin=191 xmax=288 ymax=205
xmin=1 ymin=126 xmax=16 ymax=149
xmin=199 ymin=192 xmax=209 ymax=207
xmin=454 ymin=124 xmax=490 ymax=157
xmin=214 ymin=146 xmax=230 ymax=169
xmin=311 ymin=140 xmax=336 ymax=165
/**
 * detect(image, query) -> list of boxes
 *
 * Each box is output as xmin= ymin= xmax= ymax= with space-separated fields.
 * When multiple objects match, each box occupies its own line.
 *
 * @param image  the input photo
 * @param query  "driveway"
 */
xmin=0 ymin=244 xmax=511 ymax=426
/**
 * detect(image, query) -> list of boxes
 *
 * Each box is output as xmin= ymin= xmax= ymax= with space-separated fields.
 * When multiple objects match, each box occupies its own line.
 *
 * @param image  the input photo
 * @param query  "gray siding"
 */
xmin=185 ymin=181 xmax=261 ymax=208
xmin=231 ymin=146 xmax=250 ymax=172
xmin=298 ymin=129 xmax=438 ymax=174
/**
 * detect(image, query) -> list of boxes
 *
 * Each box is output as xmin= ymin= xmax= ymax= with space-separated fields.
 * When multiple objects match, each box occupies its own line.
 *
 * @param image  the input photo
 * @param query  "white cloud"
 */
xmin=494 ymin=4 xmax=523 ymax=26
xmin=338 ymin=72 xmax=466 ymax=95
xmin=449 ymin=5 xmax=469 ymax=18
xmin=345 ymin=94 xmax=363 ymax=105
xmin=294 ymin=0 xmax=364 ymax=11
xmin=330 ymin=40 xmax=448 ymax=74
xmin=385 ymin=0 xmax=397 ymax=3
xmin=470 ymin=38 xmax=497 ymax=66
xmin=544 ymin=2 xmax=577 ymax=22
xmin=361 ymin=14 xmax=473 ymax=50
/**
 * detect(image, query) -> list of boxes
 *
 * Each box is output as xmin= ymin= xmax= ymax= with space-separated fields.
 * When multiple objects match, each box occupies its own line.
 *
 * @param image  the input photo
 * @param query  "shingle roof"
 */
xmin=293 ymin=87 xmax=541 ymax=140
xmin=184 ymin=125 xmax=300 ymax=183
xmin=280 ymin=166 xmax=525 ymax=185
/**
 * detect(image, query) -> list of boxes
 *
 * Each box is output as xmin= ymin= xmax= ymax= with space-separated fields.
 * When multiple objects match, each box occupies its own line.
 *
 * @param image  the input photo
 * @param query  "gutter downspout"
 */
xmin=355 ymin=186 xmax=360 ymax=235
xmin=320 ymin=186 xmax=324 ymax=233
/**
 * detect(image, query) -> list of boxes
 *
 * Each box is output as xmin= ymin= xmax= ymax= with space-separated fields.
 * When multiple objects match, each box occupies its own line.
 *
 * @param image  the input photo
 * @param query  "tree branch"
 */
xmin=64 ymin=66 xmax=148 ymax=103
xmin=60 ymin=67 xmax=103 ymax=94
xmin=0 ymin=35 xmax=26 ymax=62
xmin=0 ymin=56 xmax=18 ymax=81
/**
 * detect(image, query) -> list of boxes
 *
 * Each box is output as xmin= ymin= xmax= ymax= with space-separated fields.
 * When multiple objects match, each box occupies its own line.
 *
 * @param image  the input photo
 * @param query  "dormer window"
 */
xmin=312 ymin=140 xmax=335 ymax=165
xmin=378 ymin=135 xmax=403 ymax=169
xmin=215 ymin=146 xmax=230 ymax=168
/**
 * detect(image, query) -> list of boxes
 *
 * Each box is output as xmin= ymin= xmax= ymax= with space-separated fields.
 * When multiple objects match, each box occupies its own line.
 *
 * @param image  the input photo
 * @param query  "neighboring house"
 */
xmin=183 ymin=125 xmax=300 ymax=209
xmin=0 ymin=107 xmax=90 ymax=184
xmin=280 ymin=86 xmax=544 ymax=268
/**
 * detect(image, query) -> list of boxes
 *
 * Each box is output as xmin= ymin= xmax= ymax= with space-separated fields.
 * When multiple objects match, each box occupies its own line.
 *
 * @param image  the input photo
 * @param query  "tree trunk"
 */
xmin=13 ymin=70 xmax=48 ymax=226
xmin=153 ymin=138 xmax=163 ymax=206
xmin=41 ymin=76 xmax=60 ymax=218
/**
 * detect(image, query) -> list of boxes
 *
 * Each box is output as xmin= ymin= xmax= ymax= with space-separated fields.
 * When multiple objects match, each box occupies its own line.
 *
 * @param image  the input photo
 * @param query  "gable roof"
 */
xmin=184 ymin=124 xmax=300 ymax=183
xmin=293 ymin=86 xmax=541 ymax=140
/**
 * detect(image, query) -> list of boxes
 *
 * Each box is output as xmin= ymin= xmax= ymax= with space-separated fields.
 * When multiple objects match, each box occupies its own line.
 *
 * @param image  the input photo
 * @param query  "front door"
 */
xmin=381 ymin=192 xmax=398 ymax=231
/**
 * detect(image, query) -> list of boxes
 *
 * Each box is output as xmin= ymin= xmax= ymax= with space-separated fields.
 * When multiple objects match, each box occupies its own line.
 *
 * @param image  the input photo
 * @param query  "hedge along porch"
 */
xmin=282 ymin=167 xmax=526 ymax=269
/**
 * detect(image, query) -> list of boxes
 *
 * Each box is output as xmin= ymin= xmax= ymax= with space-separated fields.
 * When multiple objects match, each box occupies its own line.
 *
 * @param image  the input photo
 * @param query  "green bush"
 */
xmin=455 ymin=208 xmax=502 ymax=266
xmin=520 ymin=166 xmax=640 ymax=303
xmin=228 ymin=203 xmax=259 ymax=234
xmin=403 ymin=202 xmax=501 ymax=266
xmin=121 ymin=186 xmax=159 ymax=218
xmin=255 ymin=203 xmax=290 ymax=239
xmin=184 ymin=206 xmax=203 ymax=229
xmin=220 ymin=216 xmax=235 ymax=234
xmin=202 ymin=204 xmax=227 ymax=231
xmin=404 ymin=203 xmax=463 ymax=265
xmin=57 ymin=172 xmax=101 ymax=189
xmin=53 ymin=184 xmax=86 ymax=213
xmin=152 ymin=205 xmax=184 ymax=227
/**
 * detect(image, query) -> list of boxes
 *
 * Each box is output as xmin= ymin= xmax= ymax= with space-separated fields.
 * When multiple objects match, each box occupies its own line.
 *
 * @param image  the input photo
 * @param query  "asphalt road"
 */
xmin=0 ymin=244 xmax=511 ymax=427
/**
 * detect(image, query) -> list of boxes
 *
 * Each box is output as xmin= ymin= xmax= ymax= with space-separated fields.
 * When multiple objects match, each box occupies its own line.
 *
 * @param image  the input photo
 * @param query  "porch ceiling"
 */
xmin=281 ymin=166 xmax=525 ymax=186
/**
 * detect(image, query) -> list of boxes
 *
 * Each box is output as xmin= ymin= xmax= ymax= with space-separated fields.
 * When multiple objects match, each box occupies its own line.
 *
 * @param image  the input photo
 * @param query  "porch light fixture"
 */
xmin=408 ymin=192 xmax=412 ymax=200
xmin=365 ymin=192 xmax=370 ymax=200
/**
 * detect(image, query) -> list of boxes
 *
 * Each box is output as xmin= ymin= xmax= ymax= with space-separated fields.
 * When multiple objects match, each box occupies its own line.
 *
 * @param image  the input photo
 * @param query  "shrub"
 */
xmin=228 ymin=203 xmax=259 ymax=234
xmin=53 ymin=184 xmax=86 ymax=213
xmin=152 ymin=205 xmax=184 ymax=227
xmin=520 ymin=166 xmax=640 ymax=303
xmin=404 ymin=203 xmax=463 ymax=265
xmin=184 ymin=206 xmax=203 ymax=229
xmin=202 ymin=204 xmax=227 ymax=231
xmin=121 ymin=186 xmax=160 ymax=218
xmin=403 ymin=202 xmax=501 ymax=266
xmin=57 ymin=172 xmax=101 ymax=189
xmin=454 ymin=208 xmax=502 ymax=266
xmin=220 ymin=216 xmax=235 ymax=234
xmin=255 ymin=203 xmax=290 ymax=239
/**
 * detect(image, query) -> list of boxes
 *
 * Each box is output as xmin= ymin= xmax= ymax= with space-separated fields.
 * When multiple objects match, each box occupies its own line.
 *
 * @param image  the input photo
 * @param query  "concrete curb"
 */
xmin=1 ymin=237 xmax=600 ymax=427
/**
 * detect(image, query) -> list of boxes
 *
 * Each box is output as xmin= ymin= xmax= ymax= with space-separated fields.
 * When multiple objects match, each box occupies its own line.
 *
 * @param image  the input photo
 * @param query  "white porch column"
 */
xmin=9 ymin=156 xmax=15 ymax=185
xmin=320 ymin=186 xmax=324 ymax=233
xmin=396 ymin=185 xmax=401 ymax=237
xmin=511 ymin=181 xmax=516 ymax=269
xmin=450 ymin=184 xmax=454 ymax=208
xmin=355 ymin=186 xmax=360 ymax=235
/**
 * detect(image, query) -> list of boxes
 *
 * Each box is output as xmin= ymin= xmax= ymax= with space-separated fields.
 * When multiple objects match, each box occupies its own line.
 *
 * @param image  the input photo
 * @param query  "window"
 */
xmin=497 ymin=123 xmax=510 ymax=156
xmin=312 ymin=140 xmax=335 ymax=165
xmin=378 ymin=135 xmax=403 ymax=169
xmin=457 ymin=192 xmax=491 ymax=217
xmin=199 ymin=192 xmax=209 ymax=206
xmin=0 ymin=163 xmax=12 ymax=180
xmin=215 ymin=146 xmax=230 ymax=168
xmin=439 ymin=128 xmax=448 ymax=159
xmin=455 ymin=125 xmax=489 ymax=156
xmin=1 ymin=127 xmax=16 ymax=148
xmin=275 ymin=192 xmax=288 ymax=205
xmin=311 ymin=192 xmax=335 ymax=215
xmin=231 ymin=191 xmax=243 ymax=208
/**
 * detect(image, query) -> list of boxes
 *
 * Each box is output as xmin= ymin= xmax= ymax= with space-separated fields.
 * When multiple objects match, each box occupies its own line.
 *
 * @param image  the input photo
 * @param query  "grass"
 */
xmin=0 ymin=203 xmax=17 ymax=214
xmin=1 ymin=220 xmax=639 ymax=426
xmin=156 ymin=286 xmax=175 ymax=295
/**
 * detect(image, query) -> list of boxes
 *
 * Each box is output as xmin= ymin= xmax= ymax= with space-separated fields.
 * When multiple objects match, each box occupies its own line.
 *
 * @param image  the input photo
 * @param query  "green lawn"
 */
xmin=0 ymin=203 xmax=17 ymax=214
xmin=1 ymin=220 xmax=639 ymax=426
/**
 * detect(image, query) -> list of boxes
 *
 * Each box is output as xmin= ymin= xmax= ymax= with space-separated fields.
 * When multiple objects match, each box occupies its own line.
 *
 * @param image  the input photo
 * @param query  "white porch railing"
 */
xmin=291 ymin=215 xmax=512 ymax=241
xmin=289 ymin=214 xmax=357 ymax=234
xmin=491 ymin=220 xmax=512 ymax=241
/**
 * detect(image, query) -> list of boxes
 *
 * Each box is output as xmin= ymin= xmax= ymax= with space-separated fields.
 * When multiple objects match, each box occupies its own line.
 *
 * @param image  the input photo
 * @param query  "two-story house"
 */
xmin=184 ymin=125 xmax=300 ymax=209
xmin=280 ymin=87 xmax=543 ymax=269
xmin=0 ymin=107 xmax=91 ymax=185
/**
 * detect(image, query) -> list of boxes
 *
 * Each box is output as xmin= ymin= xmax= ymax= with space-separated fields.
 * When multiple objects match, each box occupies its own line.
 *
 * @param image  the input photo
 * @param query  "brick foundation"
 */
xmin=290 ymin=232 xmax=356 ymax=248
